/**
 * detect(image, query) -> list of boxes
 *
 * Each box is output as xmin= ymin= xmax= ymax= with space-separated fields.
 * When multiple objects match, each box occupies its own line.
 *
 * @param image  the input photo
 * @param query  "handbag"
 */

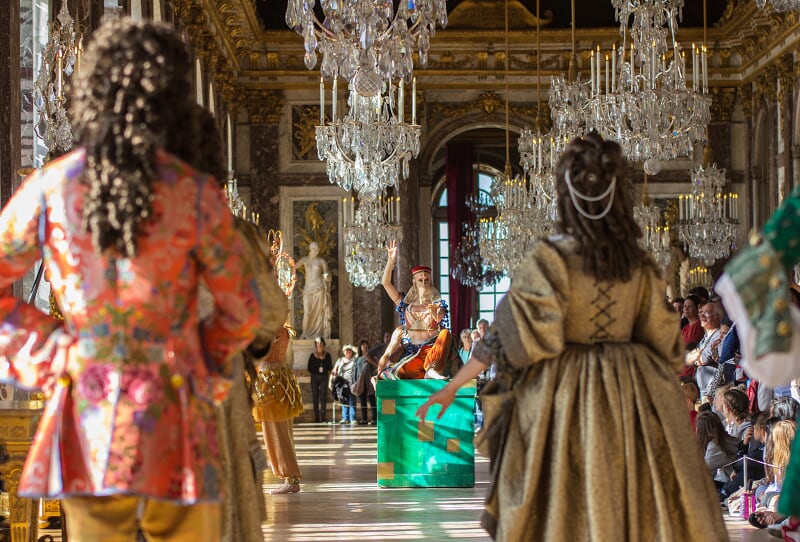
xmin=351 ymin=365 xmax=367 ymax=397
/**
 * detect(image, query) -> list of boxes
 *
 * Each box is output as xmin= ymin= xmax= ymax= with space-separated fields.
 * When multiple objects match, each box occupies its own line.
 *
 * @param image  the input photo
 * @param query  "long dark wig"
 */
xmin=554 ymin=131 xmax=648 ymax=282
xmin=69 ymin=18 xmax=193 ymax=257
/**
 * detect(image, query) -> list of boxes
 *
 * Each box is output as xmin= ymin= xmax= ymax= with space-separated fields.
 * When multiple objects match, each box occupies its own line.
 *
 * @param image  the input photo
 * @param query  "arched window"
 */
xmin=432 ymin=165 xmax=510 ymax=325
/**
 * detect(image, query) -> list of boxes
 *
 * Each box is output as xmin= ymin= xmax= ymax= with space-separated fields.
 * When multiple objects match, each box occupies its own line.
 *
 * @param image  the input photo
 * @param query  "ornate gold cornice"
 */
xmin=245 ymin=90 xmax=285 ymax=124
xmin=431 ymin=91 xmax=540 ymax=123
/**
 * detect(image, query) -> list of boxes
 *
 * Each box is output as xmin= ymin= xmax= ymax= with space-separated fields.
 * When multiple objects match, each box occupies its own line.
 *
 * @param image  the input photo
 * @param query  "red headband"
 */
xmin=411 ymin=265 xmax=432 ymax=275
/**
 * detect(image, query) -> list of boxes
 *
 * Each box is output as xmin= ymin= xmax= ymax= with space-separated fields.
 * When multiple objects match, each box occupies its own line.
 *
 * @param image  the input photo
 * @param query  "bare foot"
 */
xmin=270 ymin=483 xmax=300 ymax=495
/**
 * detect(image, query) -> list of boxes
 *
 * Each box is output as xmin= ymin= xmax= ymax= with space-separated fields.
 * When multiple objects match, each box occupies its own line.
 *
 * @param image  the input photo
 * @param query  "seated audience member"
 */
xmin=748 ymin=419 xmax=796 ymax=529
xmin=772 ymin=396 xmax=800 ymax=421
xmin=696 ymin=411 xmax=739 ymax=489
xmin=722 ymin=412 xmax=770 ymax=501
xmin=722 ymin=388 xmax=752 ymax=442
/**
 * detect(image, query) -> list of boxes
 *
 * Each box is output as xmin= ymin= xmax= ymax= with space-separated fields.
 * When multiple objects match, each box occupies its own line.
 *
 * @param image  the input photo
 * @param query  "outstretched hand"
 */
xmin=416 ymin=385 xmax=456 ymax=421
xmin=387 ymin=239 xmax=398 ymax=261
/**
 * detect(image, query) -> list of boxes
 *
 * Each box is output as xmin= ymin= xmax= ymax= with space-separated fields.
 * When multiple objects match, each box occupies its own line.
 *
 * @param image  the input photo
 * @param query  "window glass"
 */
xmin=432 ymin=169 xmax=509 ymax=325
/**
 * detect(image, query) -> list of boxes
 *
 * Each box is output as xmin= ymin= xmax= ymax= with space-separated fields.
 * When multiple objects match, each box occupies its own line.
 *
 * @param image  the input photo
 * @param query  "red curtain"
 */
xmin=446 ymin=142 xmax=473 ymax=337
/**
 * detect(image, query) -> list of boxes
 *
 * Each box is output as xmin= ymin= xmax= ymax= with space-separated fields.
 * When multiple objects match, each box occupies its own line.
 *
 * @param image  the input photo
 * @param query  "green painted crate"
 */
xmin=376 ymin=379 xmax=476 ymax=488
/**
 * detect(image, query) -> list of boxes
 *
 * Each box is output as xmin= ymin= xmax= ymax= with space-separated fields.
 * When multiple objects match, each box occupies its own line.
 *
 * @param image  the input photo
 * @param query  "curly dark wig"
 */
xmin=69 ymin=18 xmax=193 ymax=257
xmin=554 ymin=131 xmax=648 ymax=282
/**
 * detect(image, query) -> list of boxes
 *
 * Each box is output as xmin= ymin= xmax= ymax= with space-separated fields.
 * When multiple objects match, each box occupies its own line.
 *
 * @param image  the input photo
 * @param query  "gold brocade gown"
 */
xmin=476 ymin=237 xmax=727 ymax=542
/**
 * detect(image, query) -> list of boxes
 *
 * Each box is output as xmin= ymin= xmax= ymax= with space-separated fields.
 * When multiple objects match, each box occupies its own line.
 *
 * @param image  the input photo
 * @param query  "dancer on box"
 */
xmin=418 ymin=132 xmax=726 ymax=541
xmin=376 ymin=240 xmax=457 ymax=380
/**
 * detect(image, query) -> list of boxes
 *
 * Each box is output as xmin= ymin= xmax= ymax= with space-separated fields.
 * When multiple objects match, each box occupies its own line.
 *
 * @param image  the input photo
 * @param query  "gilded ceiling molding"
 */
xmin=245 ymin=90 xmax=285 ymax=124
xmin=431 ymin=91 xmax=539 ymax=122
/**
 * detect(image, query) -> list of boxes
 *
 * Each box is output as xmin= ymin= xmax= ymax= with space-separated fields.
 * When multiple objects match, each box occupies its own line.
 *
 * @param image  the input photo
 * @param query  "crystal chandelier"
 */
xmin=342 ymin=193 xmax=403 ymax=290
xmin=677 ymin=163 xmax=738 ymax=265
xmin=285 ymin=0 xmax=447 ymax=82
xmin=516 ymin=0 xmax=557 ymax=241
xmin=33 ymin=1 xmax=82 ymax=157
xmin=688 ymin=262 xmax=713 ymax=290
xmin=633 ymin=174 xmax=671 ymax=270
xmin=585 ymin=0 xmax=711 ymax=172
xmin=548 ymin=0 xmax=590 ymax=148
xmin=756 ymin=0 xmax=800 ymax=11
xmin=316 ymin=73 xmax=420 ymax=199
xmin=226 ymin=174 xmax=246 ymax=217
xmin=450 ymin=200 xmax=503 ymax=290
xmin=480 ymin=0 xmax=554 ymax=277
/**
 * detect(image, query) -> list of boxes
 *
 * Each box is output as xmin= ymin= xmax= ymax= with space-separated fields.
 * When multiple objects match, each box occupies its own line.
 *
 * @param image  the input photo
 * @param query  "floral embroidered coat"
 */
xmin=0 ymin=149 xmax=261 ymax=504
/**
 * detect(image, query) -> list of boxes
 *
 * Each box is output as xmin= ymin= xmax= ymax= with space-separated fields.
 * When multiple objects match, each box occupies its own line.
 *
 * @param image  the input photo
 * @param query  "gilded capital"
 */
xmin=710 ymin=87 xmax=738 ymax=122
xmin=245 ymin=90 xmax=285 ymax=124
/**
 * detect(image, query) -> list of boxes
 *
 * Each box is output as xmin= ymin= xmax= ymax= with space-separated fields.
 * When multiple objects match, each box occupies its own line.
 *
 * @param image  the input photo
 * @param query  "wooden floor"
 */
xmin=261 ymin=423 xmax=777 ymax=542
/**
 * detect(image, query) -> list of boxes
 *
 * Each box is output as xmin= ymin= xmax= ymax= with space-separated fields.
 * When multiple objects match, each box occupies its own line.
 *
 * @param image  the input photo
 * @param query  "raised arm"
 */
xmin=381 ymin=239 xmax=401 ymax=305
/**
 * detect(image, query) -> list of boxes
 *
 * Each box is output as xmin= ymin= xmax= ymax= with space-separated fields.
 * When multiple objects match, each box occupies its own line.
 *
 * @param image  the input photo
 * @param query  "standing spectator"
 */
xmin=332 ymin=345 xmax=358 ymax=424
xmin=685 ymin=301 xmax=723 ymax=402
xmin=457 ymin=329 xmax=473 ymax=364
xmin=307 ymin=337 xmax=333 ymax=423
xmin=0 ymin=19 xmax=260 ymax=540
xmin=476 ymin=318 xmax=489 ymax=338
xmin=681 ymin=294 xmax=704 ymax=350
xmin=352 ymin=340 xmax=377 ymax=425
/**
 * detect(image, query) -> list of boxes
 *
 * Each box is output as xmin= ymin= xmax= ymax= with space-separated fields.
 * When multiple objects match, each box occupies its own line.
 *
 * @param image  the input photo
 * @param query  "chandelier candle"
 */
xmin=227 ymin=115 xmax=233 ymax=171
xmin=332 ymin=78 xmax=337 ymax=122
xmin=411 ymin=77 xmax=417 ymax=125
xmin=320 ymin=78 xmax=324 ymax=124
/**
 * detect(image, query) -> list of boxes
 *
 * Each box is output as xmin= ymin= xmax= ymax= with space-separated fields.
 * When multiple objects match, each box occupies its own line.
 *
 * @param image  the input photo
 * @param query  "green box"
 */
xmin=376 ymin=379 xmax=476 ymax=488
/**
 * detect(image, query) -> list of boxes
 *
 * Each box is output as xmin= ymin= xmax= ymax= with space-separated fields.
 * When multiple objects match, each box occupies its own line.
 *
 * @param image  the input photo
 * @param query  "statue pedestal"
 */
xmin=289 ymin=339 xmax=340 ymax=371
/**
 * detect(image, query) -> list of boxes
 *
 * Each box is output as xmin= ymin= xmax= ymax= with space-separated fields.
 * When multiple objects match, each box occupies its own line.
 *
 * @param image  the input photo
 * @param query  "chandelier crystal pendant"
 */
xmin=677 ymin=163 xmax=738 ymax=265
xmin=342 ymin=193 xmax=403 ymax=290
xmin=286 ymin=0 xmax=447 ymax=82
xmin=633 ymin=175 xmax=671 ymax=270
xmin=756 ymin=0 xmax=800 ymax=11
xmin=316 ymin=73 xmax=420 ymax=199
xmin=33 ymin=1 xmax=82 ymax=157
xmin=585 ymin=0 xmax=711 ymax=172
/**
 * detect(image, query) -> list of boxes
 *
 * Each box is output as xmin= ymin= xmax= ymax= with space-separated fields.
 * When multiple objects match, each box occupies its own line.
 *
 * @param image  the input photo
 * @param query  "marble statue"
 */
xmin=296 ymin=242 xmax=332 ymax=339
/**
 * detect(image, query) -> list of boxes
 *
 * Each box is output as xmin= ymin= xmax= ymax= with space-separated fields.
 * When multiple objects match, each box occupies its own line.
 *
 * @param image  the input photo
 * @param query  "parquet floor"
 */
xmin=261 ymin=423 xmax=775 ymax=542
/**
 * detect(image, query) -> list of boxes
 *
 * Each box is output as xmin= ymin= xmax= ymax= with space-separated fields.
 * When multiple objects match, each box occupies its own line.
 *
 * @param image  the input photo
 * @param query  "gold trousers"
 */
xmin=261 ymin=418 xmax=302 ymax=482
xmin=62 ymin=496 xmax=221 ymax=542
